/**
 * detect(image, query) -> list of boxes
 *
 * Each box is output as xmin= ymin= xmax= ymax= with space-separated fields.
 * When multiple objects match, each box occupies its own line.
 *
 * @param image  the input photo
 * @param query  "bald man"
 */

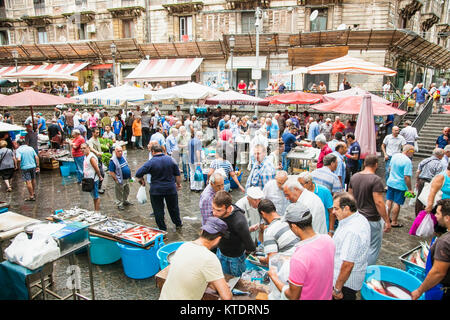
xmin=263 ymin=170 xmax=289 ymax=216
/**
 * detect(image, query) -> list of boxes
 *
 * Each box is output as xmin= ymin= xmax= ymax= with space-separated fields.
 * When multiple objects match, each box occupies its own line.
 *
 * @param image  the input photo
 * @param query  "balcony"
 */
xmin=21 ymin=3 xmax=51 ymax=27
xmin=162 ymin=1 xmax=204 ymax=15
xmin=225 ymin=0 xmax=271 ymax=10
xmin=61 ymin=1 xmax=96 ymax=23
xmin=420 ymin=0 xmax=441 ymax=31
xmin=107 ymin=0 xmax=145 ymax=18
xmin=297 ymin=0 xmax=343 ymax=5
xmin=0 ymin=6 xmax=6 ymax=19
xmin=399 ymin=0 xmax=424 ymax=20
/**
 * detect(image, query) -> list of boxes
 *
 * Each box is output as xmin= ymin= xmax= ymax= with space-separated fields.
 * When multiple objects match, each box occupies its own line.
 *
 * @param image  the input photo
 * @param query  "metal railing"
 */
xmin=412 ymin=97 xmax=434 ymax=133
xmin=393 ymin=96 xmax=411 ymax=127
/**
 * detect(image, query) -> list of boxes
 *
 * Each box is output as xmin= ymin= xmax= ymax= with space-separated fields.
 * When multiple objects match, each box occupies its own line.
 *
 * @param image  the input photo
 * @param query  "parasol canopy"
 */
xmin=322 ymin=87 xmax=392 ymax=104
xmin=0 ymin=122 xmax=26 ymax=132
xmin=355 ymin=95 xmax=377 ymax=159
xmin=74 ymin=85 xmax=152 ymax=106
xmin=310 ymin=95 xmax=405 ymax=116
xmin=265 ymin=91 xmax=323 ymax=105
xmin=204 ymin=90 xmax=270 ymax=106
xmin=151 ymin=82 xmax=221 ymax=102
xmin=0 ymin=90 xmax=75 ymax=106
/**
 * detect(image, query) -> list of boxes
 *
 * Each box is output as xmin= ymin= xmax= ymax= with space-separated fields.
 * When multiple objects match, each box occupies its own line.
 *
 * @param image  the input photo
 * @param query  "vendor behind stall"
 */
xmin=159 ymin=217 xmax=232 ymax=300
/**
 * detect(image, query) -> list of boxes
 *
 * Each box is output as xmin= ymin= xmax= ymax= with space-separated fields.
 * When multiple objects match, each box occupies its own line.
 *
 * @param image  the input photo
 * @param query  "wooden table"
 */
xmin=155 ymin=265 xmax=269 ymax=300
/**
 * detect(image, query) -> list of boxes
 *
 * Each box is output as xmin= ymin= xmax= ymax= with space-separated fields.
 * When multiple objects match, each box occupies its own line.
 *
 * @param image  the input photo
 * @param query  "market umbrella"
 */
xmin=322 ymin=87 xmax=392 ymax=105
xmin=310 ymin=95 xmax=406 ymax=116
xmin=204 ymin=90 xmax=269 ymax=115
xmin=74 ymin=84 xmax=152 ymax=106
xmin=150 ymin=82 xmax=221 ymax=101
xmin=265 ymin=91 xmax=323 ymax=114
xmin=0 ymin=90 xmax=76 ymax=132
xmin=355 ymin=95 xmax=377 ymax=159
xmin=443 ymin=105 xmax=450 ymax=114
xmin=0 ymin=122 xmax=26 ymax=132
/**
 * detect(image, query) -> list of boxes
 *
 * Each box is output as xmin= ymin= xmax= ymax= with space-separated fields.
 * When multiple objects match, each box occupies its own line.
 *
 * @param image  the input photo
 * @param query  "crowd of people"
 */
xmin=0 ymin=102 xmax=449 ymax=301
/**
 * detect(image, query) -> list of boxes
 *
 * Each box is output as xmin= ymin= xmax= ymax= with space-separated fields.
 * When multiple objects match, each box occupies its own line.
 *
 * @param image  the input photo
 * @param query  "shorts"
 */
xmin=90 ymin=180 xmax=99 ymax=200
xmin=21 ymin=168 xmax=36 ymax=182
xmin=0 ymin=168 xmax=14 ymax=180
xmin=386 ymin=186 xmax=406 ymax=205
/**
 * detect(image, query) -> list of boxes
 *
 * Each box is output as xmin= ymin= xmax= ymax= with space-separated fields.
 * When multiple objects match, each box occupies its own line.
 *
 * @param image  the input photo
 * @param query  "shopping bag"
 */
xmin=136 ymin=186 xmax=147 ymax=204
xmin=131 ymin=136 xmax=136 ymax=143
xmin=409 ymin=210 xmax=428 ymax=235
xmin=415 ymin=213 xmax=436 ymax=238
xmin=194 ymin=165 xmax=203 ymax=182
xmin=414 ymin=141 xmax=419 ymax=152
xmin=418 ymin=182 xmax=442 ymax=206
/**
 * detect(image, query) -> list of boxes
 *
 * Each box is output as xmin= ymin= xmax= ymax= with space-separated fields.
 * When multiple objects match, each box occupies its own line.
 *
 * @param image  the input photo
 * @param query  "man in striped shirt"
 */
xmin=199 ymin=172 xmax=225 ymax=225
xmin=246 ymin=144 xmax=276 ymax=190
xmin=311 ymin=154 xmax=344 ymax=194
xmin=256 ymin=199 xmax=300 ymax=265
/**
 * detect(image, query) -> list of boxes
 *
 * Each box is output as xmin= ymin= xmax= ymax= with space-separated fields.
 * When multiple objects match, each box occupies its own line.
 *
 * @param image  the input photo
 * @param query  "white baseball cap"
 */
xmin=247 ymin=187 xmax=264 ymax=200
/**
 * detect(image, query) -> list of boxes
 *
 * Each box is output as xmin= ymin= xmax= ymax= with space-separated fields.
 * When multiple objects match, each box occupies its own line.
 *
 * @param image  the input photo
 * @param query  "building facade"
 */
xmin=0 ymin=0 xmax=449 ymax=92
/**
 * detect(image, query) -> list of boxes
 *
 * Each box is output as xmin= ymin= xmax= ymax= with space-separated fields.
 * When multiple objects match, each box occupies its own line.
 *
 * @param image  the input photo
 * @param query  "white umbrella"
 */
xmin=74 ymin=84 xmax=152 ymax=106
xmin=0 ymin=122 xmax=26 ymax=132
xmin=150 ymin=82 xmax=221 ymax=102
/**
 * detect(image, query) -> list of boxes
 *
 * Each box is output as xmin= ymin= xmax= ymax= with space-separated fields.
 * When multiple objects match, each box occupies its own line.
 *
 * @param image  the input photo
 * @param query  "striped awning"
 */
xmin=125 ymin=58 xmax=203 ymax=82
xmin=0 ymin=63 xmax=90 ymax=81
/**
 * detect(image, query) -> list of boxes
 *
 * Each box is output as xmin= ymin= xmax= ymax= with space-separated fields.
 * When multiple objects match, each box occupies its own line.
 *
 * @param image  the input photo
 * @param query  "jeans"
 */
xmin=281 ymin=151 xmax=290 ymax=172
xmin=181 ymin=153 xmax=189 ymax=180
xmin=135 ymin=136 xmax=142 ymax=148
xmin=142 ymin=127 xmax=151 ymax=148
xmin=97 ymin=156 xmax=105 ymax=190
xmin=367 ymin=219 xmax=384 ymax=266
xmin=125 ymin=126 xmax=133 ymax=145
xmin=216 ymin=248 xmax=247 ymax=277
xmin=73 ymin=156 xmax=85 ymax=183
xmin=384 ymin=156 xmax=392 ymax=184
xmin=90 ymin=180 xmax=99 ymax=200
xmin=150 ymin=193 xmax=182 ymax=231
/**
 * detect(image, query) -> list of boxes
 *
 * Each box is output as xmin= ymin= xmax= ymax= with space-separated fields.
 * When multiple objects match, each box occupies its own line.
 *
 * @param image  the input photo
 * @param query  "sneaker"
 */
xmin=118 ymin=204 xmax=125 ymax=210
xmin=99 ymin=189 xmax=105 ymax=194
xmin=123 ymin=201 xmax=133 ymax=206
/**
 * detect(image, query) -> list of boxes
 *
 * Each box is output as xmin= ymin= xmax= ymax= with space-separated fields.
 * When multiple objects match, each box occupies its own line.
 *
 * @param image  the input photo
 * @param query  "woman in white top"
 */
xmin=82 ymin=143 xmax=103 ymax=211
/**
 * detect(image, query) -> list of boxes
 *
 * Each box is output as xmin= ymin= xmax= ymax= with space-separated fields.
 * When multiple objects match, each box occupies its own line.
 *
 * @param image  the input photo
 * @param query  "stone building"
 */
xmin=0 ymin=0 xmax=449 ymax=93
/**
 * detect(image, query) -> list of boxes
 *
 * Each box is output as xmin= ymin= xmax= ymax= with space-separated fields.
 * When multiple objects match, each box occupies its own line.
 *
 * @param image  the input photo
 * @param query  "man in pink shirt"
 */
xmin=219 ymin=123 xmax=233 ymax=142
xmin=316 ymin=134 xmax=332 ymax=169
xmin=268 ymin=202 xmax=335 ymax=300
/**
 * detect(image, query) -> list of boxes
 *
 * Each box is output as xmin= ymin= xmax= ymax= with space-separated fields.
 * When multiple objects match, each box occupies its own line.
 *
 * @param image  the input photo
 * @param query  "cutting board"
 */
xmin=0 ymin=212 xmax=40 ymax=233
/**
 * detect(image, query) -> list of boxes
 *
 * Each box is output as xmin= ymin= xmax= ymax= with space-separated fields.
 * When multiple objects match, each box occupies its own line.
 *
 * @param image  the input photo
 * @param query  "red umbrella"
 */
xmin=443 ymin=105 xmax=450 ymax=113
xmin=266 ymin=91 xmax=323 ymax=105
xmin=0 ymin=90 xmax=75 ymax=131
xmin=310 ymin=95 xmax=405 ymax=116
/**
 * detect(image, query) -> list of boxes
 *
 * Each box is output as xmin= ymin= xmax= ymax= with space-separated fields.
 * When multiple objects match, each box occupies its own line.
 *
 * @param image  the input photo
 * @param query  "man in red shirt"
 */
xmin=238 ymin=80 xmax=247 ymax=94
xmin=316 ymin=134 xmax=332 ymax=169
xmin=332 ymin=116 xmax=346 ymax=136
xmin=69 ymin=129 xmax=86 ymax=184
xmin=220 ymin=123 xmax=233 ymax=142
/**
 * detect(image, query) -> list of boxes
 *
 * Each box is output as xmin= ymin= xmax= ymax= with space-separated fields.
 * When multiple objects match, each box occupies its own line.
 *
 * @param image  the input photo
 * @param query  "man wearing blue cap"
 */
xmin=159 ymin=217 xmax=232 ymax=300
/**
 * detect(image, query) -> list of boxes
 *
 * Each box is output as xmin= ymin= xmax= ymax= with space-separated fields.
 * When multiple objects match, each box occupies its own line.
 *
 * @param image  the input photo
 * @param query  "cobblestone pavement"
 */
xmin=0 ymin=148 xmax=429 ymax=300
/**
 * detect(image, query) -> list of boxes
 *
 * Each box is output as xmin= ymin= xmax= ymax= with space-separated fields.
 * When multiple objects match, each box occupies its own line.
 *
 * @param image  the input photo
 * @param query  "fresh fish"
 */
xmin=369 ymin=279 xmax=387 ymax=295
xmin=415 ymin=251 xmax=426 ymax=268
xmin=385 ymin=286 xmax=412 ymax=300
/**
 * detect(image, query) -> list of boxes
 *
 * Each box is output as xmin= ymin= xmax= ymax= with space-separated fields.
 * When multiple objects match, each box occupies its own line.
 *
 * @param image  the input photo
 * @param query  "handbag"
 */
xmin=418 ymin=182 xmax=442 ymax=207
xmin=81 ymin=173 xmax=97 ymax=192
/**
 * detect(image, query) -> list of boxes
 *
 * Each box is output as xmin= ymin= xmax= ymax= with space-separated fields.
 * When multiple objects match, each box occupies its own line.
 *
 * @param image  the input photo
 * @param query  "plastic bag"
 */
xmin=268 ymin=254 xmax=291 ymax=300
xmin=136 ymin=185 xmax=147 ymax=204
xmin=194 ymin=165 xmax=203 ymax=182
xmin=415 ymin=213 xmax=436 ymax=237
xmin=408 ymin=187 xmax=418 ymax=207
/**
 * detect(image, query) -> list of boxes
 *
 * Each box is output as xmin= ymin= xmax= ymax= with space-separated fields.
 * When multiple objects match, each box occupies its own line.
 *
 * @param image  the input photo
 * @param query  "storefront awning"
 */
xmin=85 ymin=64 xmax=112 ymax=70
xmin=0 ymin=63 xmax=90 ymax=81
xmin=225 ymin=56 xmax=267 ymax=70
xmin=124 ymin=58 xmax=203 ymax=82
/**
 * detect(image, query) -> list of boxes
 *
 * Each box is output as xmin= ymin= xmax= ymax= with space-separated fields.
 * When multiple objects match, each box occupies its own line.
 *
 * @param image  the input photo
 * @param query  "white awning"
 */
xmin=226 ymin=56 xmax=267 ymax=70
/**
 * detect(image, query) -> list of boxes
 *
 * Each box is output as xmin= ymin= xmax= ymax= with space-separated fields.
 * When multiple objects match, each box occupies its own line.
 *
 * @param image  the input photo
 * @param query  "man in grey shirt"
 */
xmin=400 ymin=120 xmax=419 ymax=146
xmin=141 ymin=111 xmax=152 ymax=148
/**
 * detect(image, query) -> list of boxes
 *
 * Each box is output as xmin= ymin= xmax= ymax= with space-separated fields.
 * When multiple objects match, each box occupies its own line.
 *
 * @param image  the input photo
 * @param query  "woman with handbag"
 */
xmin=81 ymin=143 xmax=103 ymax=211
xmin=0 ymin=140 xmax=16 ymax=192
xmin=425 ymin=161 xmax=450 ymax=214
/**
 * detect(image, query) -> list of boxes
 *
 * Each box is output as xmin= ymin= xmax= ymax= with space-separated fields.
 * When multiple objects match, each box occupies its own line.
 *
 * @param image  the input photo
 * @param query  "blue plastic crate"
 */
xmin=399 ymin=245 xmax=426 ymax=281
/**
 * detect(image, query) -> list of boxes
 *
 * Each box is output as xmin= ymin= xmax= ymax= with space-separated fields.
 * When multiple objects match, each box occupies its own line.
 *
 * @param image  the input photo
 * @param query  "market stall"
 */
xmin=286 ymin=144 xmax=320 ymax=174
xmin=74 ymin=84 xmax=152 ymax=107
xmin=265 ymin=91 xmax=324 ymax=114
xmin=322 ymin=86 xmax=392 ymax=105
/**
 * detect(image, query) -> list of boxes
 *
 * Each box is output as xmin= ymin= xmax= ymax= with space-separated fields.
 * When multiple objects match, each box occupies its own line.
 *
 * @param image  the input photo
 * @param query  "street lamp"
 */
xmin=110 ymin=43 xmax=117 ymax=86
xmin=254 ymin=7 xmax=263 ymax=116
xmin=11 ymin=50 xmax=19 ymax=92
xmin=229 ymin=36 xmax=235 ymax=90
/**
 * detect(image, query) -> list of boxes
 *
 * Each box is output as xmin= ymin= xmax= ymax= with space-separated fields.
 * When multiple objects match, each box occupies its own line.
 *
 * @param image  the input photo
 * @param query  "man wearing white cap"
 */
xmin=236 ymin=186 xmax=265 ymax=244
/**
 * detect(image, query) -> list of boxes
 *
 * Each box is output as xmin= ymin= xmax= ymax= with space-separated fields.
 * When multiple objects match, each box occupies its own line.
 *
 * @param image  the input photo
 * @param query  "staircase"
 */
xmin=398 ymin=113 xmax=417 ymax=129
xmin=415 ymin=113 xmax=450 ymax=158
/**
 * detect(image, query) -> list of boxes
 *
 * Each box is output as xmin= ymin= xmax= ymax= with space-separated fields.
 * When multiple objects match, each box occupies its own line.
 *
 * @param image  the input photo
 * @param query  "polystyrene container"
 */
xmin=156 ymin=241 xmax=184 ymax=270
xmin=117 ymin=234 xmax=164 ymax=279
xmin=361 ymin=265 xmax=424 ymax=300
xmin=89 ymin=236 xmax=121 ymax=265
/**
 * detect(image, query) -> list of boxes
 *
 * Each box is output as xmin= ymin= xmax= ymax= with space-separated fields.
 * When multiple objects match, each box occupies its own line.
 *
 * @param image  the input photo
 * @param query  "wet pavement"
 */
xmin=0 ymin=148 xmax=427 ymax=300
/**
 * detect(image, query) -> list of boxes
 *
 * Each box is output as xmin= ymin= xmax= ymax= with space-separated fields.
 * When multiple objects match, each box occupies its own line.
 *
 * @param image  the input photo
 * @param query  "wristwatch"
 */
xmin=333 ymin=287 xmax=342 ymax=295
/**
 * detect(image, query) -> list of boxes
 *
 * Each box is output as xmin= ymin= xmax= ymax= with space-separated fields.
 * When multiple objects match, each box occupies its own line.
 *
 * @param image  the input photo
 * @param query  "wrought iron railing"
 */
xmin=393 ymin=96 xmax=411 ymax=127
xmin=412 ymin=97 xmax=434 ymax=133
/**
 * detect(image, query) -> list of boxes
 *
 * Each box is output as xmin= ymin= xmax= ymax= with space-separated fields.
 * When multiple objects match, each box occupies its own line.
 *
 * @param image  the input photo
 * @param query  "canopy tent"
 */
xmin=310 ymin=96 xmax=405 ymax=116
xmin=0 ymin=63 xmax=89 ymax=81
xmin=288 ymin=55 xmax=397 ymax=76
xmin=204 ymin=90 xmax=270 ymax=106
xmin=74 ymin=85 xmax=152 ymax=106
xmin=124 ymin=58 xmax=203 ymax=82
xmin=322 ymin=87 xmax=392 ymax=105
xmin=0 ymin=122 xmax=26 ymax=132
xmin=355 ymin=95 xmax=377 ymax=159
xmin=150 ymin=82 xmax=220 ymax=102
xmin=0 ymin=90 xmax=76 ymax=132
xmin=265 ymin=91 xmax=323 ymax=105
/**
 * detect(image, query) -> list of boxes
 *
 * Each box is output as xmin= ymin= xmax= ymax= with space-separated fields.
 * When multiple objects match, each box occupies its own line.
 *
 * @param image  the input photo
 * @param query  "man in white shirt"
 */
xmin=381 ymin=126 xmax=406 ymax=183
xmin=263 ymin=170 xmax=289 ymax=216
xmin=403 ymin=80 xmax=413 ymax=96
xmin=282 ymin=176 xmax=327 ymax=235
xmin=236 ymin=186 xmax=265 ymax=244
xmin=399 ymin=120 xmax=419 ymax=146
xmin=102 ymin=125 xmax=116 ymax=142
xmin=184 ymin=114 xmax=193 ymax=137
xmin=73 ymin=111 xmax=81 ymax=128
xmin=82 ymin=109 xmax=90 ymax=122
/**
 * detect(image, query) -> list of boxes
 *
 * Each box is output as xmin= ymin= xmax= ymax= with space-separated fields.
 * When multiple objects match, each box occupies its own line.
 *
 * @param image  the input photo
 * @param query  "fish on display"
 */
xmin=366 ymin=279 xmax=412 ymax=300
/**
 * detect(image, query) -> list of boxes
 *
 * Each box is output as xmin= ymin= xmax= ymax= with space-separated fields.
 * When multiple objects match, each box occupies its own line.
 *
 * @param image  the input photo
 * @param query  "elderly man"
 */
xmin=311 ymin=153 xmax=344 ymax=194
xmin=263 ymin=170 xmax=289 ymax=216
xmin=414 ymin=148 xmax=445 ymax=215
xmin=436 ymin=127 xmax=450 ymax=149
xmin=328 ymin=132 xmax=344 ymax=152
xmin=135 ymin=143 xmax=182 ymax=231
xmin=316 ymin=134 xmax=332 ymax=169
xmin=382 ymin=126 xmax=406 ymax=184
xmin=236 ymin=187 xmax=265 ymax=244
xmin=412 ymin=83 xmax=429 ymax=112
xmin=442 ymin=145 xmax=450 ymax=168
xmin=331 ymin=192 xmax=370 ymax=301
xmin=69 ymin=129 xmax=85 ymax=184
xmin=307 ymin=117 xmax=320 ymax=146
xmin=320 ymin=118 xmax=333 ymax=141
xmin=281 ymin=126 xmax=301 ymax=172
xmin=109 ymin=146 xmax=132 ymax=210
xmin=150 ymin=126 xmax=166 ymax=153
xmin=246 ymin=144 xmax=276 ymax=190
xmin=282 ymin=176 xmax=327 ymax=234
xmin=400 ymin=120 xmax=419 ymax=146
xmin=166 ymin=127 xmax=179 ymax=158
xmin=298 ymin=172 xmax=335 ymax=236
xmin=332 ymin=116 xmax=346 ymax=137
xmin=199 ymin=172 xmax=225 ymax=225
xmin=386 ymin=144 xmax=415 ymax=228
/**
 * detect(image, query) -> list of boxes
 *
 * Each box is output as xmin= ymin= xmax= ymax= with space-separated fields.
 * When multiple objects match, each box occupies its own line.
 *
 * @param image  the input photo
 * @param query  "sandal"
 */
xmin=391 ymin=224 xmax=403 ymax=228
xmin=25 ymin=197 xmax=35 ymax=201
xmin=6 ymin=187 xmax=12 ymax=192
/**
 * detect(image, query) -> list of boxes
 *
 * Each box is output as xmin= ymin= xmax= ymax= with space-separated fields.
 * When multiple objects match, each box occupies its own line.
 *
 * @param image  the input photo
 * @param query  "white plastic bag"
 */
xmin=131 ymin=136 xmax=136 ymax=143
xmin=268 ymin=254 xmax=291 ymax=300
xmin=418 ymin=182 xmax=442 ymax=206
xmin=415 ymin=213 xmax=435 ymax=237
xmin=414 ymin=141 xmax=419 ymax=152
xmin=408 ymin=187 xmax=418 ymax=207
xmin=136 ymin=185 xmax=147 ymax=204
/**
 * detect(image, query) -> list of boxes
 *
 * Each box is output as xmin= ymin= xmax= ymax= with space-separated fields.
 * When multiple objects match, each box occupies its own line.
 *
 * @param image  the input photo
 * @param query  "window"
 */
xmin=0 ymin=30 xmax=8 ymax=45
xmin=34 ymin=0 xmax=45 ymax=16
xmin=78 ymin=23 xmax=87 ymax=40
xmin=310 ymin=8 xmax=327 ymax=32
xmin=37 ymin=27 xmax=47 ymax=44
xmin=241 ymin=12 xmax=256 ymax=33
xmin=122 ymin=19 xmax=134 ymax=38
xmin=179 ymin=16 xmax=192 ymax=41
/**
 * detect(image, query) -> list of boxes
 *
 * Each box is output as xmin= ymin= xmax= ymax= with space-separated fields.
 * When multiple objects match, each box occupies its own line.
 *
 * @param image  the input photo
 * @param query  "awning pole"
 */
xmin=31 ymin=105 xmax=35 ymax=132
